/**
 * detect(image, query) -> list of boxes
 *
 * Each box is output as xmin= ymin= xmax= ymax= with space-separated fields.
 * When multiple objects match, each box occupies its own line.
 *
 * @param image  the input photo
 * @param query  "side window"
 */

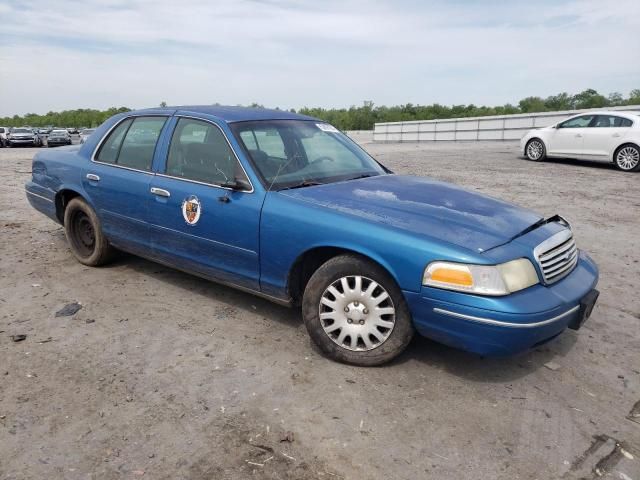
xmin=117 ymin=117 xmax=167 ymax=171
xmin=617 ymin=117 xmax=633 ymax=127
xmin=96 ymin=118 xmax=133 ymax=164
xmin=558 ymin=115 xmax=594 ymax=128
xmin=166 ymin=118 xmax=243 ymax=186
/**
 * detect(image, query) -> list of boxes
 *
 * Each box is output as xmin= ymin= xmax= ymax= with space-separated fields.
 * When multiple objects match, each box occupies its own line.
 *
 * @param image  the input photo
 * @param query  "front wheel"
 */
xmin=525 ymin=138 xmax=546 ymax=161
xmin=63 ymin=197 xmax=115 ymax=266
xmin=614 ymin=144 xmax=640 ymax=172
xmin=302 ymin=254 xmax=414 ymax=366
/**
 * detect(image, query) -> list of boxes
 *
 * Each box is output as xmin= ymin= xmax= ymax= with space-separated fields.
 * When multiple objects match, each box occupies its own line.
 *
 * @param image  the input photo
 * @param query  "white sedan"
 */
xmin=520 ymin=111 xmax=640 ymax=172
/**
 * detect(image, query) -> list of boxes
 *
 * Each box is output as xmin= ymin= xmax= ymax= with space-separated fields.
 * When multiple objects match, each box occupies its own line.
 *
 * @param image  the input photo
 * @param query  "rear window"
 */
xmin=95 ymin=117 xmax=167 ymax=171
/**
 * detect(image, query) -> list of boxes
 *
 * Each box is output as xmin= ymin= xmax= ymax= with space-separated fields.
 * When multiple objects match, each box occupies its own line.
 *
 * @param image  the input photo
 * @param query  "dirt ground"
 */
xmin=1 ymin=141 xmax=639 ymax=480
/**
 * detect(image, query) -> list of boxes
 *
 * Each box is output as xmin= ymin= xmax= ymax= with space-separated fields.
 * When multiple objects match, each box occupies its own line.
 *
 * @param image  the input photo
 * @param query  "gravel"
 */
xmin=1 ymin=142 xmax=638 ymax=479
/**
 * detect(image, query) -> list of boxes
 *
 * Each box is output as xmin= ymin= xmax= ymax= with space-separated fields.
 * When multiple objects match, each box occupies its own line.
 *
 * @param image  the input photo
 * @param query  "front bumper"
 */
xmin=9 ymin=138 xmax=36 ymax=145
xmin=404 ymin=251 xmax=599 ymax=356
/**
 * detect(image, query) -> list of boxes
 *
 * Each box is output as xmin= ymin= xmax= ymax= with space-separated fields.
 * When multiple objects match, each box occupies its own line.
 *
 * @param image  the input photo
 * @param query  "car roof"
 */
xmin=567 ymin=110 xmax=639 ymax=119
xmin=128 ymin=105 xmax=319 ymax=123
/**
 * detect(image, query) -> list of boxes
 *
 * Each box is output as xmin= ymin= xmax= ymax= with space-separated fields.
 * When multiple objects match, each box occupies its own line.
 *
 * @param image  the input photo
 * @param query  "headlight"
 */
xmin=423 ymin=258 xmax=539 ymax=296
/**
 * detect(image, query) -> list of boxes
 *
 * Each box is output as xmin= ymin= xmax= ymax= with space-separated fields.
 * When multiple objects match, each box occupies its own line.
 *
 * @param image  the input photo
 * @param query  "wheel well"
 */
xmin=613 ymin=142 xmax=639 ymax=160
xmin=287 ymin=247 xmax=392 ymax=305
xmin=525 ymin=137 xmax=544 ymax=152
xmin=55 ymin=189 xmax=81 ymax=224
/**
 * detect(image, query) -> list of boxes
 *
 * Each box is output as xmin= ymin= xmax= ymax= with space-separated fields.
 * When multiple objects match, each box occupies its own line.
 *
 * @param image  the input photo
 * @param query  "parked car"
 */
xmin=66 ymin=127 xmax=79 ymax=135
xmin=38 ymin=128 xmax=52 ymax=135
xmin=7 ymin=127 xmax=41 ymax=147
xmin=46 ymin=129 xmax=72 ymax=147
xmin=79 ymin=128 xmax=96 ymax=144
xmin=521 ymin=110 xmax=640 ymax=172
xmin=25 ymin=106 xmax=599 ymax=365
xmin=0 ymin=127 xmax=8 ymax=147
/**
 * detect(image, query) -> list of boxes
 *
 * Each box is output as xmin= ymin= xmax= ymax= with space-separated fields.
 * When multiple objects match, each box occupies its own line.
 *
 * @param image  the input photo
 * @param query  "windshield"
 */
xmin=50 ymin=130 xmax=66 ymax=136
xmin=13 ymin=128 xmax=31 ymax=134
xmin=231 ymin=120 xmax=385 ymax=190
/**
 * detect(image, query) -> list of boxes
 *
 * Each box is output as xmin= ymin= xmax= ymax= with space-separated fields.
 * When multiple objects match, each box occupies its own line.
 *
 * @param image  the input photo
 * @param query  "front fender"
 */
xmin=259 ymin=191 xmax=485 ymax=299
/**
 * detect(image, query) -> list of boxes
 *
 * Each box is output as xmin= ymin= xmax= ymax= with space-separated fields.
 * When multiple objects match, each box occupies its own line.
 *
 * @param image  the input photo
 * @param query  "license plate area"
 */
xmin=569 ymin=289 xmax=599 ymax=330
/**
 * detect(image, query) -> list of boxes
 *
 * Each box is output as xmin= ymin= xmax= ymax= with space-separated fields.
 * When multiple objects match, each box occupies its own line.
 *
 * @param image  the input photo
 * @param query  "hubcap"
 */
xmin=527 ymin=140 xmax=543 ymax=160
xmin=319 ymin=275 xmax=396 ymax=352
xmin=616 ymin=146 xmax=639 ymax=170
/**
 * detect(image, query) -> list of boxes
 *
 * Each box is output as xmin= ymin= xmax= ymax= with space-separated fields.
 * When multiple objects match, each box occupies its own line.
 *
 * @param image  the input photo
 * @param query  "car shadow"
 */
xmin=105 ymin=252 xmax=578 ymax=382
xmin=389 ymin=332 xmax=578 ymax=382
xmin=520 ymin=156 xmax=617 ymax=171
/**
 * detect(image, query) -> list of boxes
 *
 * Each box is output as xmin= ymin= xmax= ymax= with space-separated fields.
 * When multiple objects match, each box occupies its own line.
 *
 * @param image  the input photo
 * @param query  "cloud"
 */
xmin=1 ymin=0 xmax=638 ymax=116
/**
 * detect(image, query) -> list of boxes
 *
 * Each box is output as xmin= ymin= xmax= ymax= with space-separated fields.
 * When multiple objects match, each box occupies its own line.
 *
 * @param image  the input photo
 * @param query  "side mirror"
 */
xmin=222 ymin=177 xmax=251 ymax=191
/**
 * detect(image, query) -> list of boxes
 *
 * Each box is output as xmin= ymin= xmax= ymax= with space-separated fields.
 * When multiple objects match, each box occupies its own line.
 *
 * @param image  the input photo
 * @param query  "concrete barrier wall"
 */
xmin=345 ymin=130 xmax=373 ymax=144
xmin=373 ymin=105 xmax=640 ymax=143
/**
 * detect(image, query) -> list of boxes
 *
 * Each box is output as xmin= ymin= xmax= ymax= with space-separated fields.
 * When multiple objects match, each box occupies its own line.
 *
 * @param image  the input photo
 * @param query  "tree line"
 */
xmin=2 ymin=88 xmax=638 ymax=131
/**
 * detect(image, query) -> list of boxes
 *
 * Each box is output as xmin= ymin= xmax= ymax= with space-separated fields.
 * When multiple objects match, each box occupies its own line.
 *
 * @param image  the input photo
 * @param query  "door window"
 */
xmin=95 ymin=116 xmax=166 ymax=170
xmin=558 ymin=115 xmax=595 ymax=128
xmin=166 ymin=118 xmax=245 ymax=186
xmin=117 ymin=117 xmax=167 ymax=170
xmin=593 ymin=115 xmax=633 ymax=128
xmin=95 ymin=118 xmax=133 ymax=164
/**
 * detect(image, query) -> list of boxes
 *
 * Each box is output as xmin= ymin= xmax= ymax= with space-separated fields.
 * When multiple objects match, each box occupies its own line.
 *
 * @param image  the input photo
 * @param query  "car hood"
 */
xmin=280 ymin=175 xmax=543 ymax=252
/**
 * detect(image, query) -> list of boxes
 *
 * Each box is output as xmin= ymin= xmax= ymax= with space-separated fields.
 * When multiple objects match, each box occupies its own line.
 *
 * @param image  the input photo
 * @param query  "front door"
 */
xmin=547 ymin=114 xmax=595 ymax=157
xmin=83 ymin=116 xmax=168 ymax=253
xmin=148 ymin=117 xmax=263 ymax=290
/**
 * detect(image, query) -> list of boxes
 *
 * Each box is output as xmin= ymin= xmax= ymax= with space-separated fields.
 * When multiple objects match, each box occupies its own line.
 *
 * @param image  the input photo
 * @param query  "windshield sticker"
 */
xmin=316 ymin=123 xmax=340 ymax=133
xmin=182 ymin=195 xmax=202 ymax=226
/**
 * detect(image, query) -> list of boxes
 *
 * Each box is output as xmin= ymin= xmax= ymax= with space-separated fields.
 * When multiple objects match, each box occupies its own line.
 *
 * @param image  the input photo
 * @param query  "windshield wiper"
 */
xmin=279 ymin=180 xmax=324 ymax=191
xmin=346 ymin=173 xmax=377 ymax=181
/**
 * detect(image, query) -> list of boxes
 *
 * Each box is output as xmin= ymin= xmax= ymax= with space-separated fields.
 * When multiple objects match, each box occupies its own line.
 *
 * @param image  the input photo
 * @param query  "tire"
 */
xmin=302 ymin=254 xmax=414 ymax=366
xmin=613 ymin=144 xmax=640 ymax=172
xmin=525 ymin=138 xmax=546 ymax=161
xmin=63 ymin=197 xmax=115 ymax=266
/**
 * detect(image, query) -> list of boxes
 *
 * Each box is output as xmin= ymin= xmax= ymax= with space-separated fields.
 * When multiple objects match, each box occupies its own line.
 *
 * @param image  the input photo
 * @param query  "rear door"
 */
xmin=147 ymin=116 xmax=263 ymax=290
xmin=547 ymin=114 xmax=595 ymax=157
xmin=582 ymin=115 xmax=633 ymax=159
xmin=83 ymin=116 xmax=168 ymax=254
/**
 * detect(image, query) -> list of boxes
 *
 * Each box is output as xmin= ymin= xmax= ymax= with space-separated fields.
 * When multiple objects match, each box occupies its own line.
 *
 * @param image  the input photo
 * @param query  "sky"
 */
xmin=0 ymin=0 xmax=639 ymax=117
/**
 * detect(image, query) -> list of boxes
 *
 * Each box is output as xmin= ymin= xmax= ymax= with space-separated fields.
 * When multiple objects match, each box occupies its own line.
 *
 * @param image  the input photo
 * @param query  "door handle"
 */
xmin=612 ymin=133 xmax=621 ymax=137
xmin=575 ymin=134 xmax=582 ymax=138
xmin=150 ymin=187 xmax=170 ymax=197
xmin=86 ymin=173 xmax=100 ymax=181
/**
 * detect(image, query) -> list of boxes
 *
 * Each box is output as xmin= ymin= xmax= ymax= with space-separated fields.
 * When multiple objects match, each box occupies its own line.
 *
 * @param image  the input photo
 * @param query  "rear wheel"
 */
xmin=525 ymin=138 xmax=546 ymax=161
xmin=302 ymin=254 xmax=414 ymax=366
xmin=614 ymin=144 xmax=640 ymax=172
xmin=63 ymin=197 xmax=114 ymax=266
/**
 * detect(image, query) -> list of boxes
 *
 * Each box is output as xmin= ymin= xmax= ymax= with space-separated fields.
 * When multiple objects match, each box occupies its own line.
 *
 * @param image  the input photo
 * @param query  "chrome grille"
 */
xmin=533 ymin=229 xmax=578 ymax=284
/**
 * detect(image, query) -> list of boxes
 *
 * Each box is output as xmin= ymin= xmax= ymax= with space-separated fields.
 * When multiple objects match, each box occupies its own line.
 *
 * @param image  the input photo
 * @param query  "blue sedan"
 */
xmin=25 ymin=106 xmax=599 ymax=365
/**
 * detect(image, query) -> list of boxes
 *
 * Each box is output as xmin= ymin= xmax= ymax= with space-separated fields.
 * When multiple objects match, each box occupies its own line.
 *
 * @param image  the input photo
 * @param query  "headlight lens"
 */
xmin=423 ymin=258 xmax=539 ymax=296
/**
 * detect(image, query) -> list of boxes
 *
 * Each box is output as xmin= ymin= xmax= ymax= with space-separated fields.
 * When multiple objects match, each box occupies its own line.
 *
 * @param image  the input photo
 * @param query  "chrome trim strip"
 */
xmin=155 ymin=172 xmax=248 ymax=192
xmin=26 ymin=190 xmax=54 ymax=203
xmin=91 ymin=159 xmax=156 ymax=175
xmin=433 ymin=305 xmax=580 ymax=328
